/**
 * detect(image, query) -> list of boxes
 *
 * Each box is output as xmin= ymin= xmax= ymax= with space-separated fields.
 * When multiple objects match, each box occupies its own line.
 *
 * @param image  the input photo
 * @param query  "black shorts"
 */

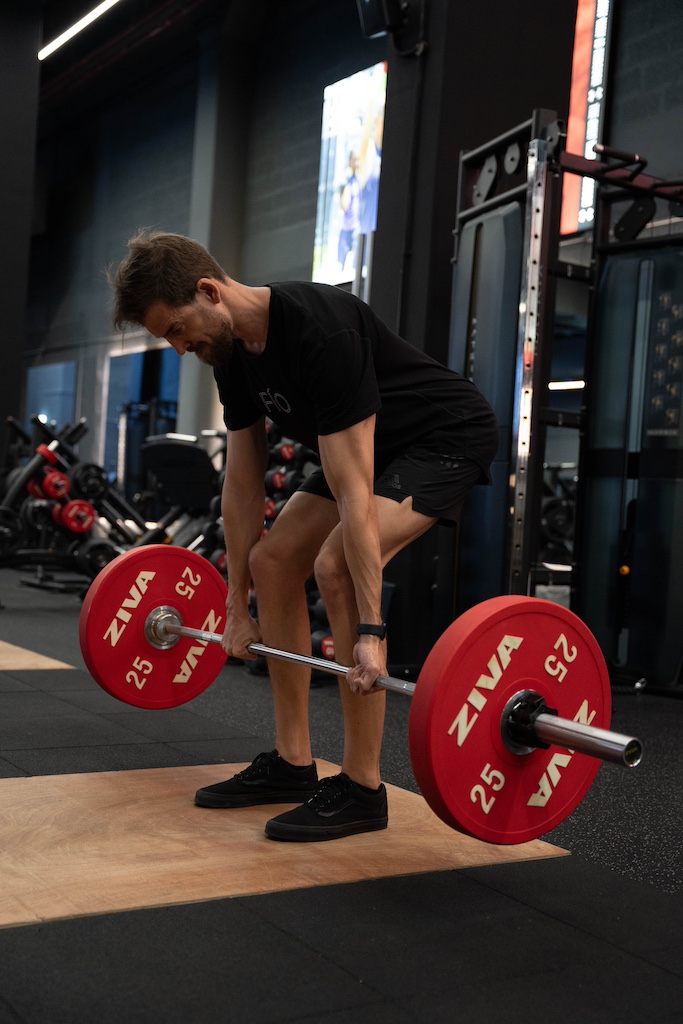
xmin=297 ymin=450 xmax=486 ymax=526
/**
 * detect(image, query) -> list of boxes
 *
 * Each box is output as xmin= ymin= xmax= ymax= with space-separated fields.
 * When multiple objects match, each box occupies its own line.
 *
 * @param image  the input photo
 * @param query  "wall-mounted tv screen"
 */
xmin=312 ymin=61 xmax=387 ymax=290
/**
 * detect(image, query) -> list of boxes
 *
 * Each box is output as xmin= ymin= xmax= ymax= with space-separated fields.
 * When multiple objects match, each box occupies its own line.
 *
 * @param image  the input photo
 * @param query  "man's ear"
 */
xmin=196 ymin=278 xmax=221 ymax=304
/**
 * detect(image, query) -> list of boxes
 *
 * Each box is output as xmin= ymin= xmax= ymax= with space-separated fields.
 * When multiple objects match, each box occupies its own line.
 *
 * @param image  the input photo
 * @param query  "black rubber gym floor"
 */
xmin=0 ymin=566 xmax=682 ymax=1024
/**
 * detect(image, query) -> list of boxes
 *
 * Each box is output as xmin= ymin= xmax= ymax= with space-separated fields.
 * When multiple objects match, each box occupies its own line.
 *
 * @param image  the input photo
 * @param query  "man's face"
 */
xmin=143 ymin=296 xmax=234 ymax=367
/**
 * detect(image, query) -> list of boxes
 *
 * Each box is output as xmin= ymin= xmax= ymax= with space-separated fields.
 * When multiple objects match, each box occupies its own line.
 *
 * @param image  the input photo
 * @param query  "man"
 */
xmin=111 ymin=231 xmax=499 ymax=843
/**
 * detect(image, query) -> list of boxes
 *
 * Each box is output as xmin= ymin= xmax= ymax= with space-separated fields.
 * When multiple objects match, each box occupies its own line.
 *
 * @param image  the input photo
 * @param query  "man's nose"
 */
xmin=168 ymin=338 xmax=189 ymax=355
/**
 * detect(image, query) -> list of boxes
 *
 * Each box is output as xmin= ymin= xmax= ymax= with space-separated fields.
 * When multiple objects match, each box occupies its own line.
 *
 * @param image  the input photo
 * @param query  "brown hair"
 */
xmin=110 ymin=231 xmax=227 ymax=329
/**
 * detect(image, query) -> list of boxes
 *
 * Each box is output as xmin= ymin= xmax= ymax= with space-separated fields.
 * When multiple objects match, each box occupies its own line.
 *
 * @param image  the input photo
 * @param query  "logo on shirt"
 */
xmin=259 ymin=389 xmax=292 ymax=415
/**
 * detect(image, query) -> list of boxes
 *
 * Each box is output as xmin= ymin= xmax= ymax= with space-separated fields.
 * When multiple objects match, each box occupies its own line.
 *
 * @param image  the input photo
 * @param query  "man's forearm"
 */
xmin=220 ymin=420 xmax=269 ymax=616
xmin=338 ymin=495 xmax=383 ymax=626
xmin=222 ymin=489 xmax=264 ymax=614
xmin=317 ymin=417 xmax=383 ymax=627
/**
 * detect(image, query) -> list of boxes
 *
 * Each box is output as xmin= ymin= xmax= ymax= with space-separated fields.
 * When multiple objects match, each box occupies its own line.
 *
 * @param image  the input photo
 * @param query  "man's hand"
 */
xmin=222 ymin=609 xmax=262 ymax=660
xmin=346 ymin=635 xmax=387 ymax=694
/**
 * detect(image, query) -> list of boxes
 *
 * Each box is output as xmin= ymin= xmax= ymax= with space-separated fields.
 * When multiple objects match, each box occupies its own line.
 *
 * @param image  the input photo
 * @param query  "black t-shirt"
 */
xmin=214 ymin=282 xmax=498 ymax=481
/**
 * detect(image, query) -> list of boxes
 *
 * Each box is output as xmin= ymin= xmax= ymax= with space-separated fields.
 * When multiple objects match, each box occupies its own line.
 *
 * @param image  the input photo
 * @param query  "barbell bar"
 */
xmin=79 ymin=544 xmax=643 ymax=845
xmin=146 ymin=606 xmax=641 ymax=768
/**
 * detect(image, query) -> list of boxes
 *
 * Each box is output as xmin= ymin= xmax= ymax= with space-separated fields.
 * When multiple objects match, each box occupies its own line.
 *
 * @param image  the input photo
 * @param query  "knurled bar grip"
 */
xmin=160 ymin=621 xmax=642 ymax=766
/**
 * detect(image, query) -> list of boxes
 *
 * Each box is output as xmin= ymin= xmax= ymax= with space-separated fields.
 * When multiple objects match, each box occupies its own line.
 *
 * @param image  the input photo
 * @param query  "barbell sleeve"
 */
xmin=533 ymin=713 xmax=643 ymax=767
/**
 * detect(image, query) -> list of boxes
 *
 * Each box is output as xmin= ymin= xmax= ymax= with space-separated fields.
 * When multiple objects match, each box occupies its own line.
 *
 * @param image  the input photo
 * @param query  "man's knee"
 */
xmin=248 ymin=534 xmax=282 ymax=590
xmin=249 ymin=530 xmax=316 ymax=591
xmin=313 ymin=547 xmax=351 ymax=606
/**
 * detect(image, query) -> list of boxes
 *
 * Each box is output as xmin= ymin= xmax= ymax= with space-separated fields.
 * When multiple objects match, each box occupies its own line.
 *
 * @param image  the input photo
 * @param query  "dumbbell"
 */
xmin=311 ymin=629 xmax=335 ymax=661
xmin=53 ymin=498 xmax=97 ymax=534
xmin=270 ymin=439 xmax=297 ymax=464
xmin=70 ymin=463 xmax=109 ymax=502
xmin=26 ymin=468 xmax=71 ymax=500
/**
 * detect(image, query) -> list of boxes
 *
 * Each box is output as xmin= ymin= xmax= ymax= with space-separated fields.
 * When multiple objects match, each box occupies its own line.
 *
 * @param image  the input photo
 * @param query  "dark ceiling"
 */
xmin=37 ymin=0 xmax=227 ymax=125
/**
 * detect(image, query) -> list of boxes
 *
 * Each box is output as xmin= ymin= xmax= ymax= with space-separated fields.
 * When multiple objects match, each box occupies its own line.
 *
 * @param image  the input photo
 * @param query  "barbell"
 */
xmin=78 ymin=545 xmax=643 ymax=846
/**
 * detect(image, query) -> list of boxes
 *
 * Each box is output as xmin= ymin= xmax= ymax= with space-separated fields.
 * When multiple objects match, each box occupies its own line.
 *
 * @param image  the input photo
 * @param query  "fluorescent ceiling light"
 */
xmin=38 ymin=0 xmax=124 ymax=61
xmin=548 ymin=380 xmax=586 ymax=391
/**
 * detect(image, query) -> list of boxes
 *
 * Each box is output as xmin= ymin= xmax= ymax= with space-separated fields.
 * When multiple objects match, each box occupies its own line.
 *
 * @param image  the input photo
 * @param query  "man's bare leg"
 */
xmin=313 ymin=495 xmax=437 ymax=789
xmin=248 ymin=491 xmax=340 ymax=766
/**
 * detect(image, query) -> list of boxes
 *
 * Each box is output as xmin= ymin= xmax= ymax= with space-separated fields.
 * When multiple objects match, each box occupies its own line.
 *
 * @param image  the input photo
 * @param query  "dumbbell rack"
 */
xmin=0 ymin=420 xmax=128 ymax=591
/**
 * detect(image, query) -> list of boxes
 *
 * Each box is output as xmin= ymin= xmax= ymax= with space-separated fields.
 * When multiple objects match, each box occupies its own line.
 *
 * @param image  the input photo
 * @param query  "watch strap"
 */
xmin=356 ymin=622 xmax=387 ymax=640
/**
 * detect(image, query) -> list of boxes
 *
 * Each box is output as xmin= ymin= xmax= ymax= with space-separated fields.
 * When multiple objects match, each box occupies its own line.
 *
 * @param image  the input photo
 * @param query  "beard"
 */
xmin=192 ymin=315 xmax=235 ymax=367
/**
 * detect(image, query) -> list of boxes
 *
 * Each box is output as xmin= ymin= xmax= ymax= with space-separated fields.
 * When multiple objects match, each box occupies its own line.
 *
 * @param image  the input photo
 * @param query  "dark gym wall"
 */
xmin=372 ymin=0 xmax=580 ymax=364
xmin=22 ymin=0 xmax=386 ymax=461
xmin=0 ymin=1 xmax=41 ymax=435
xmin=239 ymin=1 xmax=386 ymax=283
xmin=607 ymin=0 xmax=683 ymax=177
xmin=28 ymin=59 xmax=198 ymax=462
xmin=29 ymin=62 xmax=198 ymax=359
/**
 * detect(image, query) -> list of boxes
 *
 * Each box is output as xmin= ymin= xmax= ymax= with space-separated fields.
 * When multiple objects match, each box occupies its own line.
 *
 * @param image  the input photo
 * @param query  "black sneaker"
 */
xmin=264 ymin=773 xmax=388 ymax=841
xmin=194 ymin=750 xmax=318 ymax=808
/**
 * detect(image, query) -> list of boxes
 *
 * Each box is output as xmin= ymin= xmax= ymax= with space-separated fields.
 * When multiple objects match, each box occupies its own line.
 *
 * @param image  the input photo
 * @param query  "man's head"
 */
xmin=111 ymin=231 xmax=227 ymax=332
xmin=111 ymin=231 xmax=237 ymax=366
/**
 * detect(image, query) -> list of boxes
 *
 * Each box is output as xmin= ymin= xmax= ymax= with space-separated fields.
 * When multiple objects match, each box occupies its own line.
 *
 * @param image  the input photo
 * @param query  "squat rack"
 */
xmin=449 ymin=109 xmax=683 ymax=604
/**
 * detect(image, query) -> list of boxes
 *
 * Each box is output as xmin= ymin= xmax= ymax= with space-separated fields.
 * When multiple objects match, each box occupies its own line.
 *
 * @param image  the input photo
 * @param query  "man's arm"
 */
xmin=221 ymin=417 xmax=270 ymax=658
xmin=318 ymin=415 xmax=386 ymax=689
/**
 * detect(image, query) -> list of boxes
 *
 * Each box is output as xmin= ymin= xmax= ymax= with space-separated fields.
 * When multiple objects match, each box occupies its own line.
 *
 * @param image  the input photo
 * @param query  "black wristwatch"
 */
xmin=356 ymin=622 xmax=388 ymax=640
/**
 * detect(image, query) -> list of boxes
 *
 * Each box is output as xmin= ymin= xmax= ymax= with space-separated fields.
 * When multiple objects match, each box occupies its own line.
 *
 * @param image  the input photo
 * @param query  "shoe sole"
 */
xmin=195 ymin=789 xmax=319 ymax=809
xmin=264 ymin=817 xmax=389 ymax=841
